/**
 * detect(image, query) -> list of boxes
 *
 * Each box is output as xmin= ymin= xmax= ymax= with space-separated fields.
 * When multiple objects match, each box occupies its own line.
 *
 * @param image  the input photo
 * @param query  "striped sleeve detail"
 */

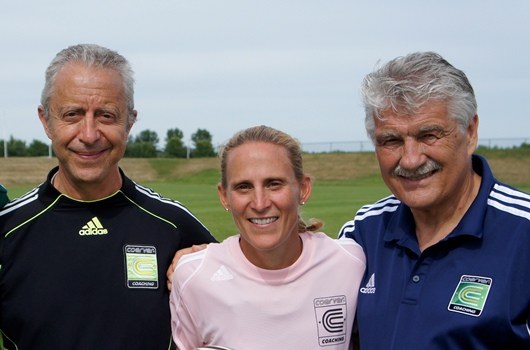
xmin=132 ymin=183 xmax=208 ymax=230
xmin=3 ymin=195 xmax=63 ymax=238
xmin=488 ymin=183 xmax=530 ymax=221
xmin=338 ymin=196 xmax=400 ymax=238
xmin=0 ymin=187 xmax=40 ymax=217
xmin=175 ymin=249 xmax=208 ymax=291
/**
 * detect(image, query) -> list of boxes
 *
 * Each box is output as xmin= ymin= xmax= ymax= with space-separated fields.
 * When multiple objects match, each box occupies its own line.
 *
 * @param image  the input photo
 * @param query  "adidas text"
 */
xmin=360 ymin=286 xmax=376 ymax=294
xmin=79 ymin=227 xmax=108 ymax=235
xmin=79 ymin=217 xmax=108 ymax=235
xmin=360 ymin=273 xmax=376 ymax=294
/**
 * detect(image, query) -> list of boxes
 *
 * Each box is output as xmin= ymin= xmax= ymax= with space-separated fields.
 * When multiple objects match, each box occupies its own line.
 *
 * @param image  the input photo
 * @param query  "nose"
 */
xmin=78 ymin=115 xmax=100 ymax=144
xmin=251 ymin=188 xmax=271 ymax=211
xmin=399 ymin=138 xmax=425 ymax=170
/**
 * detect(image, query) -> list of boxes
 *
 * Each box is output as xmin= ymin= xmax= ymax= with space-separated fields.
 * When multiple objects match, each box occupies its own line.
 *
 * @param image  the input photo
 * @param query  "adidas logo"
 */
xmin=360 ymin=273 xmax=376 ymax=294
xmin=211 ymin=265 xmax=234 ymax=281
xmin=79 ymin=217 xmax=109 ymax=236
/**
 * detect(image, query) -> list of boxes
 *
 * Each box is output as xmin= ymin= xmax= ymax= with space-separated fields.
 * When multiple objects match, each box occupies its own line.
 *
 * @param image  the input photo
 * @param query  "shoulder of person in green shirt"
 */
xmin=0 ymin=183 xmax=8 ymax=208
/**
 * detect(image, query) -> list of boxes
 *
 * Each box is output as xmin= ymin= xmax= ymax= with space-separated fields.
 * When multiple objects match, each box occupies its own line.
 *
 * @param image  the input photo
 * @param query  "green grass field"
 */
xmin=141 ymin=176 xmax=391 ymax=241
xmin=6 ymin=173 xmax=390 ymax=242
xmin=9 ymin=172 xmax=529 ymax=242
xmin=5 ymin=149 xmax=530 ymax=242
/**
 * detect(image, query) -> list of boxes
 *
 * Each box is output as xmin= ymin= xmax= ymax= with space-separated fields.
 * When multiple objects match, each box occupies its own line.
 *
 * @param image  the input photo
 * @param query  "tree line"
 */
xmin=0 ymin=127 xmax=217 ymax=158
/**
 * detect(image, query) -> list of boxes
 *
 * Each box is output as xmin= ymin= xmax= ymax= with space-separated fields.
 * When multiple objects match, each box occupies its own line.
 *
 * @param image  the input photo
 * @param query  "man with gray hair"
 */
xmin=339 ymin=52 xmax=530 ymax=349
xmin=0 ymin=44 xmax=216 ymax=349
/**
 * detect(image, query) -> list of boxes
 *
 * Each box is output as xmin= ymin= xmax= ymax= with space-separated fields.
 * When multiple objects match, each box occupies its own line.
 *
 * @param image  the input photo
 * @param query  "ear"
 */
xmin=126 ymin=110 xmax=138 ymax=133
xmin=299 ymin=175 xmax=313 ymax=204
xmin=466 ymin=114 xmax=479 ymax=156
xmin=38 ymin=106 xmax=52 ymax=140
xmin=217 ymin=183 xmax=229 ymax=210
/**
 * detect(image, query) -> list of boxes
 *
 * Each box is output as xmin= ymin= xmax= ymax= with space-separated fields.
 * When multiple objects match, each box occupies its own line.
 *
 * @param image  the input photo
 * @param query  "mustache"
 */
xmin=392 ymin=159 xmax=442 ymax=178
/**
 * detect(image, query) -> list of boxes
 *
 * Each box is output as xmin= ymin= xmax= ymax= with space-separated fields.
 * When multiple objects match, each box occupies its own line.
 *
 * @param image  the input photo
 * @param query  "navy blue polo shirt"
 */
xmin=339 ymin=155 xmax=530 ymax=349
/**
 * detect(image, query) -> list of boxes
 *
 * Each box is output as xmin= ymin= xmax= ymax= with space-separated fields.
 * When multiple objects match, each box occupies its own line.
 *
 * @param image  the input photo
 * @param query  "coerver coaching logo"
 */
xmin=124 ymin=245 xmax=159 ymax=289
xmin=448 ymin=275 xmax=492 ymax=317
xmin=314 ymin=295 xmax=347 ymax=346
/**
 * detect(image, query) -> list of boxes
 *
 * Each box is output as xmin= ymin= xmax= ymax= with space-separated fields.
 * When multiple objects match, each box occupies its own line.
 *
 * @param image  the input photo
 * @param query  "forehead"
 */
xmin=375 ymin=100 xmax=453 ymax=133
xmin=53 ymin=62 xmax=124 ymax=94
xmin=228 ymin=141 xmax=289 ymax=162
xmin=226 ymin=142 xmax=293 ymax=175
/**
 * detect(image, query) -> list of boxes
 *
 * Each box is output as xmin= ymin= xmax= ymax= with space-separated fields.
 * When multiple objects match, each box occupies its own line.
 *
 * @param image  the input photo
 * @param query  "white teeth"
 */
xmin=250 ymin=217 xmax=277 ymax=225
xmin=407 ymin=172 xmax=433 ymax=180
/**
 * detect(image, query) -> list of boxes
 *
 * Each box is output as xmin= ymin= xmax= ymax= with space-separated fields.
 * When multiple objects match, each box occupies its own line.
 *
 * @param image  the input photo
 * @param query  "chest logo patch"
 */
xmin=314 ymin=295 xmax=347 ymax=346
xmin=448 ymin=275 xmax=492 ymax=317
xmin=360 ymin=273 xmax=376 ymax=294
xmin=124 ymin=245 xmax=159 ymax=289
xmin=79 ymin=216 xmax=108 ymax=235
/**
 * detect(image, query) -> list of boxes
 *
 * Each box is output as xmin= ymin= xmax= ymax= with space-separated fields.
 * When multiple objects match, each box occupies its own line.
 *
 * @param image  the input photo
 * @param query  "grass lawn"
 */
xmin=139 ymin=176 xmax=391 ymax=241
xmin=6 ymin=174 xmax=391 ymax=242
xmin=4 ymin=150 xmax=530 ymax=242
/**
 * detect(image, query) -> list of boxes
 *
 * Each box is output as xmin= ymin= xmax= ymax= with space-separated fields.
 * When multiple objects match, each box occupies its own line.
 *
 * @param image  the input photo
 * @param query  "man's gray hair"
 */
xmin=40 ymin=44 xmax=135 ymax=125
xmin=361 ymin=51 xmax=477 ymax=141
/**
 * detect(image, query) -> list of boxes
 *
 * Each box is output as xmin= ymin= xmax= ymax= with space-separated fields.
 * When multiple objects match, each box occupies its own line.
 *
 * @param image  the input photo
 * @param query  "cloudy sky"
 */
xmin=1 ymin=1 xmax=528 ymax=149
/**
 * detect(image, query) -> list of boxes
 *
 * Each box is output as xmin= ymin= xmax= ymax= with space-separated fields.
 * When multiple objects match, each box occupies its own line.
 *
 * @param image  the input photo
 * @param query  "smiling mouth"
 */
xmin=249 ymin=217 xmax=278 ymax=225
xmin=75 ymin=149 xmax=106 ymax=158
xmin=402 ymin=169 xmax=438 ymax=181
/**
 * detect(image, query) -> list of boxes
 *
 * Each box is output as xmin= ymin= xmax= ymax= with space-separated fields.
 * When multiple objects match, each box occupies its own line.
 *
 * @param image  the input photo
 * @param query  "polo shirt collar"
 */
xmin=383 ymin=154 xmax=495 ymax=250
xmin=40 ymin=166 xmax=132 ymax=202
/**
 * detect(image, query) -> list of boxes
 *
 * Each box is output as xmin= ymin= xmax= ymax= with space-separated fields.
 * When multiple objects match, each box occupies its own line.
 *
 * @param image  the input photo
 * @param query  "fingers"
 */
xmin=190 ymin=243 xmax=208 ymax=253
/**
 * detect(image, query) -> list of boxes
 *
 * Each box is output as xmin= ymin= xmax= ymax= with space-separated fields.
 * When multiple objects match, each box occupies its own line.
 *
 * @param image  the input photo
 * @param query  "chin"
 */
xmin=403 ymin=198 xmax=437 ymax=211
xmin=74 ymin=168 xmax=111 ymax=183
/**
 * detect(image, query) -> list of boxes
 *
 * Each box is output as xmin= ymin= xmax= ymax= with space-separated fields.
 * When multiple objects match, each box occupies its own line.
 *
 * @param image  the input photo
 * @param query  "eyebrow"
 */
xmin=376 ymin=124 xmax=446 ymax=138
xmin=375 ymin=131 xmax=401 ymax=141
xmin=416 ymin=125 xmax=445 ymax=134
xmin=230 ymin=176 xmax=287 ymax=186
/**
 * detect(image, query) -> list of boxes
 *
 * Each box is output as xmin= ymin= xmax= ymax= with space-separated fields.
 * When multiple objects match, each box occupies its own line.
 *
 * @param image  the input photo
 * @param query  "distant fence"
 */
xmin=2 ymin=137 xmax=529 ymax=158
xmin=301 ymin=140 xmax=375 ymax=153
xmin=300 ymin=137 xmax=530 ymax=153
xmin=476 ymin=138 xmax=530 ymax=149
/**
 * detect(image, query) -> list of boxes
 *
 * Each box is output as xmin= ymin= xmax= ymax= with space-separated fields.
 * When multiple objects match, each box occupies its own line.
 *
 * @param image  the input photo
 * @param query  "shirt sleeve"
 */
xmin=177 ymin=210 xmax=218 ymax=248
xmin=337 ymin=236 xmax=366 ymax=268
xmin=170 ymin=253 xmax=205 ymax=349
xmin=338 ymin=218 xmax=357 ymax=240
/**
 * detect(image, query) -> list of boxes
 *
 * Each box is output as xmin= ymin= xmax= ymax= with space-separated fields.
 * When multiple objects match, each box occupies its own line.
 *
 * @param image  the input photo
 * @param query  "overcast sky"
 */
xmin=1 ymin=1 xmax=529 ymax=149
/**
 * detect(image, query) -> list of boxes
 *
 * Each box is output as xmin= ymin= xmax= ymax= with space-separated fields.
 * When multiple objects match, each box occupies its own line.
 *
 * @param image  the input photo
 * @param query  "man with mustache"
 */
xmin=339 ymin=51 xmax=530 ymax=349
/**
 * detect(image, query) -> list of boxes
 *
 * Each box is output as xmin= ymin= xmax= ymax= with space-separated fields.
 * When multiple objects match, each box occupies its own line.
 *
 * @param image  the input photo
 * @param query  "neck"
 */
xmin=239 ymin=235 xmax=303 ymax=270
xmin=52 ymin=169 xmax=122 ymax=201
